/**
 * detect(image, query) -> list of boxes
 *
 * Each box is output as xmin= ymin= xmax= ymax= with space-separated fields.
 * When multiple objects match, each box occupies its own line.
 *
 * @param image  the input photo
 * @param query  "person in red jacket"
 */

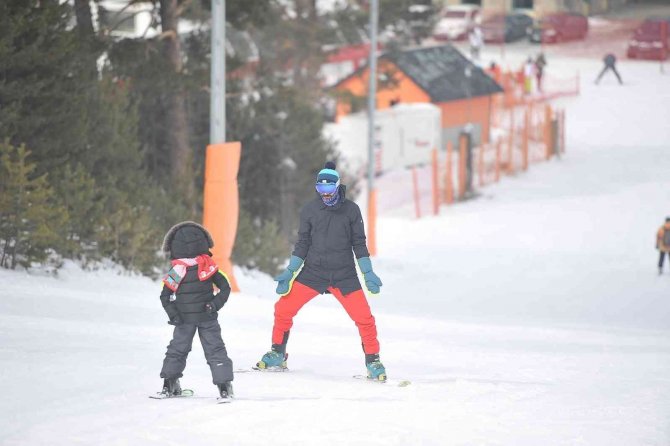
xmin=656 ymin=217 xmax=670 ymax=274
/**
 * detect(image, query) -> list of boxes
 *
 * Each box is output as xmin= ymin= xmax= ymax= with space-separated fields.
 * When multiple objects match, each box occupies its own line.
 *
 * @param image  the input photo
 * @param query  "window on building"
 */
xmin=461 ymin=0 xmax=482 ymax=5
xmin=99 ymin=7 xmax=136 ymax=34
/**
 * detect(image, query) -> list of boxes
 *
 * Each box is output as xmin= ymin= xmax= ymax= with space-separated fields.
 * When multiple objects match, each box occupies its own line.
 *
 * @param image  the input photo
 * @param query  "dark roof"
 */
xmin=334 ymin=44 xmax=503 ymax=102
xmin=384 ymin=45 xmax=503 ymax=102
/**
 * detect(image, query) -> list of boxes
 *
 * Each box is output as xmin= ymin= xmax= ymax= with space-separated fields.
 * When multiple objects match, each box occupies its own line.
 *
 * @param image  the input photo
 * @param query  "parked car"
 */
xmin=433 ymin=4 xmax=480 ymax=41
xmin=627 ymin=17 xmax=670 ymax=61
xmin=481 ymin=13 xmax=533 ymax=43
xmin=529 ymin=12 xmax=588 ymax=43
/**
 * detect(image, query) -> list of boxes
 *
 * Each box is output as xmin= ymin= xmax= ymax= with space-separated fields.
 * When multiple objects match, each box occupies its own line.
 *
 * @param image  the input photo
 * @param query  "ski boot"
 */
xmin=160 ymin=378 xmax=182 ymax=397
xmin=217 ymin=381 xmax=234 ymax=403
xmin=365 ymin=354 xmax=387 ymax=382
xmin=255 ymin=349 xmax=288 ymax=371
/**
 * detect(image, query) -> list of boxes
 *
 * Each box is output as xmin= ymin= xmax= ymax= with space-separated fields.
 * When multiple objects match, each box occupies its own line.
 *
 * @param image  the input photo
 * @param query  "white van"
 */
xmin=433 ymin=4 xmax=480 ymax=41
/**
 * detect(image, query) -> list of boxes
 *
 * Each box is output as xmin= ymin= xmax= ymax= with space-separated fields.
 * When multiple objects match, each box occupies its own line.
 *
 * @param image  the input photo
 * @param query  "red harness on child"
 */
xmin=163 ymin=255 xmax=218 ymax=292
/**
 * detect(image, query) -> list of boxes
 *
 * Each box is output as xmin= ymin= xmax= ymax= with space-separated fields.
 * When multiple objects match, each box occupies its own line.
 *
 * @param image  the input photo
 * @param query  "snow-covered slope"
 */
xmin=1 ymin=57 xmax=669 ymax=445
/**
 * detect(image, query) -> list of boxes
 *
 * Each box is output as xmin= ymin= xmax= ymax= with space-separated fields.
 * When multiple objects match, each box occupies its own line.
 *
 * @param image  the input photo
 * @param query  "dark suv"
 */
xmin=529 ymin=13 xmax=588 ymax=43
xmin=627 ymin=18 xmax=670 ymax=61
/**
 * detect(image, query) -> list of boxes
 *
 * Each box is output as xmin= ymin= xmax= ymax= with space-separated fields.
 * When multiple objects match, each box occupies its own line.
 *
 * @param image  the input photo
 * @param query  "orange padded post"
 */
xmin=203 ymin=142 xmax=241 ymax=292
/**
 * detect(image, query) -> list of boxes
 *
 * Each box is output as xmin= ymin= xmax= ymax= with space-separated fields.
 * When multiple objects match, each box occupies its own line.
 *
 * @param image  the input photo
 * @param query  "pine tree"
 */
xmin=0 ymin=142 xmax=67 ymax=269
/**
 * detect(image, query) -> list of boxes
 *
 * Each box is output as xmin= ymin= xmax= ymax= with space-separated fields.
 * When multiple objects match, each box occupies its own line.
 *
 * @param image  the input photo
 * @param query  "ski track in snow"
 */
xmin=1 ymin=53 xmax=670 ymax=445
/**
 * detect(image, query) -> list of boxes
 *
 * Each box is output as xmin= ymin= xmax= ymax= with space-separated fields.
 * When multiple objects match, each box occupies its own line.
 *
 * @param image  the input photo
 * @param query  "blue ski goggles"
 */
xmin=315 ymin=180 xmax=339 ymax=195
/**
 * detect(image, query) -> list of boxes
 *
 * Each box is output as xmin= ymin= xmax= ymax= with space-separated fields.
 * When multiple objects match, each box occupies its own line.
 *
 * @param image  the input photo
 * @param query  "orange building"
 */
xmin=333 ymin=44 xmax=503 ymax=147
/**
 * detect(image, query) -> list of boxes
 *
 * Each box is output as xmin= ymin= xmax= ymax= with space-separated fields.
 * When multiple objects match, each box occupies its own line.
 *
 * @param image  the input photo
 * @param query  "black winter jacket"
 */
xmin=293 ymin=185 xmax=369 ymax=295
xmin=160 ymin=269 xmax=230 ymax=324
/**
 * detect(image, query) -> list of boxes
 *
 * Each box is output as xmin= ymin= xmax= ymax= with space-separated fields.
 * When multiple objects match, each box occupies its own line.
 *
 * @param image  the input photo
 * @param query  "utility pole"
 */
xmin=367 ymin=0 xmax=379 ymax=256
xmin=211 ymin=0 xmax=225 ymax=143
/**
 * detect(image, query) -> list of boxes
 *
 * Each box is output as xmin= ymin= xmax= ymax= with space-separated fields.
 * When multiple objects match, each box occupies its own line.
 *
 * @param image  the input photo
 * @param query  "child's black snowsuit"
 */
xmin=159 ymin=221 xmax=234 ymax=385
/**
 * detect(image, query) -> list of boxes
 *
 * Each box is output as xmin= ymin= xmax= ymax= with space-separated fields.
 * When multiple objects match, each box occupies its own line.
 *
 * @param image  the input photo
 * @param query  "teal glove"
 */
xmin=357 ymin=257 xmax=382 ymax=294
xmin=275 ymin=255 xmax=304 ymax=296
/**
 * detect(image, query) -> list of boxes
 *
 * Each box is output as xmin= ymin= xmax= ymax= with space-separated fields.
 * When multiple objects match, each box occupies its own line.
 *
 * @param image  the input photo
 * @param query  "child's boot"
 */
xmin=161 ymin=377 xmax=182 ymax=396
xmin=217 ymin=381 xmax=234 ymax=403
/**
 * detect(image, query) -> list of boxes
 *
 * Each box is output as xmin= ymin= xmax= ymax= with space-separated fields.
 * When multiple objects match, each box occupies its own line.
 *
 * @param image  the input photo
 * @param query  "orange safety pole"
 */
xmin=431 ymin=148 xmax=439 ymax=216
xmin=203 ymin=142 xmax=241 ymax=292
xmin=561 ymin=110 xmax=566 ymax=154
xmin=544 ymin=104 xmax=553 ymax=160
xmin=367 ymin=189 xmax=377 ymax=256
xmin=507 ymin=109 xmax=514 ymax=174
xmin=445 ymin=141 xmax=454 ymax=204
xmin=458 ymin=135 xmax=467 ymax=199
xmin=522 ymin=108 xmax=529 ymax=171
xmin=411 ymin=166 xmax=421 ymax=219
xmin=495 ymin=138 xmax=501 ymax=182
xmin=478 ymin=144 xmax=484 ymax=188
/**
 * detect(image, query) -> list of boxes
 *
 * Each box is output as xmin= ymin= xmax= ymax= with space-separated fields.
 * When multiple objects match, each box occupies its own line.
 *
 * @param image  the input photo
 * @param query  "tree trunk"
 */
xmin=74 ymin=0 xmax=94 ymax=37
xmin=74 ymin=0 xmax=98 ymax=79
xmin=159 ymin=0 xmax=194 ymax=202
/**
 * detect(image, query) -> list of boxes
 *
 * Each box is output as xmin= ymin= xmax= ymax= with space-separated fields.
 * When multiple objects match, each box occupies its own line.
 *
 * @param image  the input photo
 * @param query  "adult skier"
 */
xmin=656 ymin=217 xmax=670 ymax=274
xmin=255 ymin=162 xmax=387 ymax=381
xmin=157 ymin=221 xmax=234 ymax=401
xmin=595 ymin=53 xmax=623 ymax=85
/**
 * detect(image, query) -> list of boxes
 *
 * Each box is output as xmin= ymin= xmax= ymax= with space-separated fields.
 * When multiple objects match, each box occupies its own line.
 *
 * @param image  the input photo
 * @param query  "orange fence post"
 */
xmin=368 ymin=189 xmax=377 ymax=256
xmin=495 ymin=138 xmax=501 ymax=182
xmin=203 ymin=142 xmax=241 ymax=292
xmin=522 ymin=108 xmax=529 ymax=171
xmin=412 ymin=166 xmax=421 ymax=219
xmin=445 ymin=141 xmax=454 ymax=204
xmin=507 ymin=109 xmax=515 ymax=174
xmin=431 ymin=148 xmax=439 ymax=216
xmin=458 ymin=135 xmax=467 ymax=200
xmin=544 ymin=104 xmax=553 ymax=160
xmin=478 ymin=144 xmax=484 ymax=188
xmin=560 ymin=109 xmax=566 ymax=154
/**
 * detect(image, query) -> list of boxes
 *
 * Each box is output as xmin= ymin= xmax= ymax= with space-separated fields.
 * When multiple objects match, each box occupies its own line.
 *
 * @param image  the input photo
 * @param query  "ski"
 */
xmin=216 ymin=395 xmax=233 ymax=404
xmin=149 ymin=389 xmax=195 ymax=399
xmin=353 ymin=375 xmax=411 ymax=387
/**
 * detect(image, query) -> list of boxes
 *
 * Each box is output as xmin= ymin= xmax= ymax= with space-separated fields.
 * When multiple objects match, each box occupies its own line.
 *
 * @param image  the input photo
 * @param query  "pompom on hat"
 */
xmin=316 ymin=161 xmax=340 ymax=184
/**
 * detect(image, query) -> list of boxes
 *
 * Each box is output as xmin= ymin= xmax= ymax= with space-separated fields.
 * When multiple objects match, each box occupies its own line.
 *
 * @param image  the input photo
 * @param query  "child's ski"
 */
xmin=149 ymin=389 xmax=195 ymax=399
xmin=352 ymin=375 xmax=411 ymax=387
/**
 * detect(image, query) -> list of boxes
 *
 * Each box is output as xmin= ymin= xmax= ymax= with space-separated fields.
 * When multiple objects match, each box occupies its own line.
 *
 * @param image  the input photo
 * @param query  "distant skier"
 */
xmin=535 ymin=53 xmax=547 ymax=93
xmin=656 ymin=217 xmax=670 ymax=274
xmin=157 ymin=221 xmax=234 ymax=400
xmin=469 ymin=25 xmax=484 ymax=63
xmin=523 ymin=57 xmax=535 ymax=95
xmin=595 ymin=53 xmax=623 ymax=85
xmin=255 ymin=162 xmax=387 ymax=381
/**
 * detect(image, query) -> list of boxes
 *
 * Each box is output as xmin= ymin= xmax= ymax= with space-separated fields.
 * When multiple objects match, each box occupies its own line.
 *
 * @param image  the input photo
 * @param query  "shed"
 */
xmin=333 ymin=44 xmax=503 ymax=146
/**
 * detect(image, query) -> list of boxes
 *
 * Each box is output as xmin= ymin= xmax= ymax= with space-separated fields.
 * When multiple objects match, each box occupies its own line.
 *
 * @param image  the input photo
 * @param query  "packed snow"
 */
xmin=1 ymin=53 xmax=670 ymax=445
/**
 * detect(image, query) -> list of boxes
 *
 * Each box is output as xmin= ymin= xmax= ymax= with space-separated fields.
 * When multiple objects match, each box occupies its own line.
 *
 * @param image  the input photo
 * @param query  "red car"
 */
xmin=627 ymin=18 xmax=670 ymax=61
xmin=529 ymin=13 xmax=588 ymax=44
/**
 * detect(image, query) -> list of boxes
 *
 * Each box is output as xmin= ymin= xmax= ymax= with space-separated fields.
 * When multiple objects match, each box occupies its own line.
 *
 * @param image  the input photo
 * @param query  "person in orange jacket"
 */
xmin=656 ymin=217 xmax=670 ymax=274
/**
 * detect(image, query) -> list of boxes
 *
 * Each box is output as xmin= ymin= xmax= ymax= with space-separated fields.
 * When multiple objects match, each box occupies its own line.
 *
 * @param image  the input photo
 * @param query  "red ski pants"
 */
xmin=272 ymin=281 xmax=380 ymax=354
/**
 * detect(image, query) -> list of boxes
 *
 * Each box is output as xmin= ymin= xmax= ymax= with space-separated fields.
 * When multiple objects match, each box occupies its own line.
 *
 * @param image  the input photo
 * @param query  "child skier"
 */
xmin=157 ymin=221 xmax=234 ymax=401
xmin=255 ymin=162 xmax=387 ymax=381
